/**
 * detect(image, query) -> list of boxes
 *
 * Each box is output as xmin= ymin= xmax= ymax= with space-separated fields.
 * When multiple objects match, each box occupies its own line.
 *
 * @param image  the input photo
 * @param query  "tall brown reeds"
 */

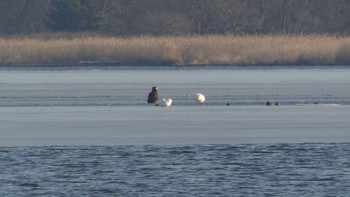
xmin=0 ymin=35 xmax=349 ymax=66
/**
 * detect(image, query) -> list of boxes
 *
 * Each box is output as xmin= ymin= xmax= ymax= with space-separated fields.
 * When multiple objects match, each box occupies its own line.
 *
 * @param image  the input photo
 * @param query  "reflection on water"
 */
xmin=1 ymin=143 xmax=350 ymax=196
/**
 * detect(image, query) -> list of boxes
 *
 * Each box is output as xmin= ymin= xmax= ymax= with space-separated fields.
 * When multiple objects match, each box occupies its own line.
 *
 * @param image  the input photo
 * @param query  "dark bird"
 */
xmin=266 ymin=101 xmax=279 ymax=106
xmin=147 ymin=86 xmax=159 ymax=104
xmin=266 ymin=101 xmax=273 ymax=106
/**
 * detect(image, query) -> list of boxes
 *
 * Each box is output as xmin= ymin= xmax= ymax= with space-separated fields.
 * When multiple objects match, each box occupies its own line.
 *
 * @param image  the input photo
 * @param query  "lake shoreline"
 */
xmin=1 ymin=62 xmax=350 ymax=68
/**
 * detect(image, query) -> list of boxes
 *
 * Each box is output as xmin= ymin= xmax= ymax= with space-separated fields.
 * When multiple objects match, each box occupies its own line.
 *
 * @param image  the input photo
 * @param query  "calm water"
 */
xmin=1 ymin=143 xmax=350 ymax=196
xmin=1 ymin=65 xmax=350 ymax=196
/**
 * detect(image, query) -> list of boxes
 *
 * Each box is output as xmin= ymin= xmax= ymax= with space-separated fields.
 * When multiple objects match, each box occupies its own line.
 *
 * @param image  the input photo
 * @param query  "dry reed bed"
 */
xmin=0 ymin=35 xmax=350 ymax=66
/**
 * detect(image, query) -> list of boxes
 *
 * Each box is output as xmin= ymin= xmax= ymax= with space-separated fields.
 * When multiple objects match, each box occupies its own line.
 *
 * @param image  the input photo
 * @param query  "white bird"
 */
xmin=195 ymin=93 xmax=205 ymax=105
xmin=162 ymin=98 xmax=173 ymax=107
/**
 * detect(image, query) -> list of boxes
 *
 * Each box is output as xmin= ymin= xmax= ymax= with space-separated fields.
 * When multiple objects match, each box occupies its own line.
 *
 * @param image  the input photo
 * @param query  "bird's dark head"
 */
xmin=152 ymin=86 xmax=158 ymax=91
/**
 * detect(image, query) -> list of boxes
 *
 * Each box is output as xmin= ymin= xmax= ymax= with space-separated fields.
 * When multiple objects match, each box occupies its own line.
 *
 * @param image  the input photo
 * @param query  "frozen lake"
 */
xmin=1 ymin=105 xmax=350 ymax=146
xmin=1 ymin=66 xmax=350 ymax=146
xmin=1 ymin=66 xmax=350 ymax=196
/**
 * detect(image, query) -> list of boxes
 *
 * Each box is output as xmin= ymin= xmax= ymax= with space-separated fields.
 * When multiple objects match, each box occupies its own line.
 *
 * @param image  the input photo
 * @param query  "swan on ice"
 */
xmin=195 ymin=93 xmax=205 ymax=105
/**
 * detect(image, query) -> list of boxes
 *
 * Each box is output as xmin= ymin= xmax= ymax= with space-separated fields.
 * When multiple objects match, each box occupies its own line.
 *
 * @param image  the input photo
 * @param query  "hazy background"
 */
xmin=1 ymin=1 xmax=350 ymax=66
xmin=1 ymin=0 xmax=350 ymax=36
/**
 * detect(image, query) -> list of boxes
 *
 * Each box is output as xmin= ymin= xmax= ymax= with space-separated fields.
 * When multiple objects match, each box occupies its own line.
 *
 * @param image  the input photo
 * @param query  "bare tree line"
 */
xmin=1 ymin=0 xmax=350 ymax=36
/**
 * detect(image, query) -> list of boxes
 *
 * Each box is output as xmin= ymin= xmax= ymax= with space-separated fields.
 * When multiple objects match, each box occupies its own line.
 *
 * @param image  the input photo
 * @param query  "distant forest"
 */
xmin=1 ymin=0 xmax=350 ymax=36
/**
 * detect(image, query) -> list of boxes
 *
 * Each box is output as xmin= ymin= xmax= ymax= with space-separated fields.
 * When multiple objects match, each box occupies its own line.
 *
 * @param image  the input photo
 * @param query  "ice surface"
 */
xmin=1 ymin=105 xmax=350 ymax=146
xmin=1 ymin=66 xmax=350 ymax=146
xmin=1 ymin=67 xmax=350 ymax=106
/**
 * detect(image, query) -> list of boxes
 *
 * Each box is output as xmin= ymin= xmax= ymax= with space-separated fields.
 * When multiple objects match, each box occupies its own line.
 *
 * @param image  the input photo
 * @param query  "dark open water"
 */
xmin=1 ymin=143 xmax=350 ymax=196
